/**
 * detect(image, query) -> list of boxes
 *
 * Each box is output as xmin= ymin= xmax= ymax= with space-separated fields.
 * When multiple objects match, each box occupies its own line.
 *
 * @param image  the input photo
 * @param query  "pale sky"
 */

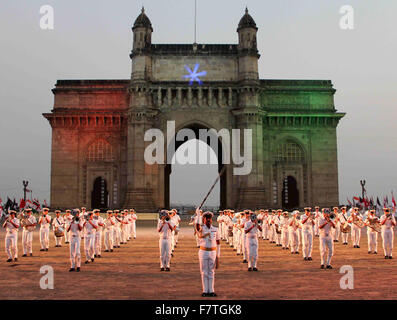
xmin=0 ymin=0 xmax=396 ymax=207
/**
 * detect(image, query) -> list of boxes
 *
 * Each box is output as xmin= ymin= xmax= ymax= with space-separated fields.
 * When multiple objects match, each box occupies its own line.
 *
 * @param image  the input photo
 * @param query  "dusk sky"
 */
xmin=0 ymin=0 xmax=396 ymax=207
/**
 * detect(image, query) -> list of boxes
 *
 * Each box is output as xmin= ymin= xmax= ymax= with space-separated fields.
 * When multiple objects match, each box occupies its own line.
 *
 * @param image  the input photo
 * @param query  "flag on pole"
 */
xmin=347 ymin=198 xmax=352 ymax=206
xmin=19 ymin=198 xmax=26 ymax=210
xmin=392 ymin=192 xmax=396 ymax=210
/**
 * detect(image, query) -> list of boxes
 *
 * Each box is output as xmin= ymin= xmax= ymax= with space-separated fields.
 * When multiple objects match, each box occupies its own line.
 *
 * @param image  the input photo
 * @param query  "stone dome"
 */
xmin=133 ymin=7 xmax=153 ymax=31
xmin=237 ymin=7 xmax=257 ymax=31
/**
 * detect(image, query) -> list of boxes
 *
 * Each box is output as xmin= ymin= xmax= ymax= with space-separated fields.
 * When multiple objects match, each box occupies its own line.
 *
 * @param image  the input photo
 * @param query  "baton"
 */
xmin=197 ymin=166 xmax=226 ymax=211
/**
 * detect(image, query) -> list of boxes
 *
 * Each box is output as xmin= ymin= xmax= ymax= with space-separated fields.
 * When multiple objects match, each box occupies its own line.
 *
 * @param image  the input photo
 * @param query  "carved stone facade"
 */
xmin=43 ymin=8 xmax=345 ymax=211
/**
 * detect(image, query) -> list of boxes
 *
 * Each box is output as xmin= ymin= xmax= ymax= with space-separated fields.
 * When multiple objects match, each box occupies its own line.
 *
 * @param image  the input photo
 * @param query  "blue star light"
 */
xmin=183 ymin=63 xmax=207 ymax=85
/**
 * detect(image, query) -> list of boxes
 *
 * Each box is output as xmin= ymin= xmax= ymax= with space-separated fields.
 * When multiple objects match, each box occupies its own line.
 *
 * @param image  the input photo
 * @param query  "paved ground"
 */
xmin=0 ymin=221 xmax=396 ymax=300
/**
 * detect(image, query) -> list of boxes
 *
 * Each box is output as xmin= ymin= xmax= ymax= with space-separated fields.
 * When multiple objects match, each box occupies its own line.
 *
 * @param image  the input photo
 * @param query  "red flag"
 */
xmin=353 ymin=196 xmax=360 ymax=202
xmin=19 ymin=198 xmax=26 ymax=210
xmin=347 ymin=198 xmax=352 ymax=206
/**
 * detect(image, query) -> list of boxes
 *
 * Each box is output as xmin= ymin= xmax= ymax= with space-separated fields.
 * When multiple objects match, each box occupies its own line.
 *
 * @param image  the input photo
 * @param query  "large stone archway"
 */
xmin=43 ymin=8 xmax=345 ymax=211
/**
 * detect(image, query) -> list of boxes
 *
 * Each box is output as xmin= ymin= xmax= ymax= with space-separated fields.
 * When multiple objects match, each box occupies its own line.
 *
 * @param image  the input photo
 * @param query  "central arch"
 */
xmin=164 ymin=122 xmax=227 ymax=210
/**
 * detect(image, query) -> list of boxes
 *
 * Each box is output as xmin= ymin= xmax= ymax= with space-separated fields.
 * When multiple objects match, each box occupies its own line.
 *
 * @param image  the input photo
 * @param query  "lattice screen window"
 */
xmin=274 ymin=141 xmax=304 ymax=163
xmin=87 ymin=139 xmax=114 ymax=162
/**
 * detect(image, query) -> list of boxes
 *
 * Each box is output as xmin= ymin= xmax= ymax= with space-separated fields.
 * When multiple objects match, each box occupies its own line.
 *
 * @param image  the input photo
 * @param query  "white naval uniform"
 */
xmin=319 ymin=217 xmax=334 ymax=266
xmin=173 ymin=214 xmax=181 ymax=246
xmin=52 ymin=216 xmax=64 ymax=246
xmin=103 ymin=217 xmax=114 ymax=251
xmin=217 ymin=215 xmax=224 ymax=240
xmin=95 ymin=215 xmax=104 ymax=256
xmin=226 ymin=216 xmax=234 ymax=245
xmin=332 ymin=213 xmax=341 ymax=241
xmin=380 ymin=214 xmax=396 ymax=257
xmin=39 ymin=214 xmax=51 ymax=249
xmin=240 ymin=218 xmax=248 ymax=260
xmin=4 ymin=218 xmax=20 ymax=260
xmin=69 ymin=221 xmax=83 ymax=268
xmin=288 ymin=218 xmax=299 ymax=253
xmin=120 ymin=215 xmax=129 ymax=244
xmin=280 ymin=216 xmax=289 ymax=249
xmin=198 ymin=224 xmax=220 ymax=294
xmin=301 ymin=213 xmax=314 ymax=258
xmin=339 ymin=212 xmax=350 ymax=244
xmin=113 ymin=216 xmax=121 ymax=247
xmin=84 ymin=219 xmax=98 ymax=260
xmin=244 ymin=220 xmax=259 ymax=268
xmin=22 ymin=215 xmax=36 ymax=255
xmin=262 ymin=215 xmax=269 ymax=240
xmin=131 ymin=213 xmax=138 ymax=239
xmin=158 ymin=219 xmax=175 ymax=268
xmin=365 ymin=216 xmax=378 ymax=253
xmin=274 ymin=215 xmax=282 ymax=245
xmin=64 ymin=214 xmax=73 ymax=243
xmin=349 ymin=213 xmax=363 ymax=247
xmin=268 ymin=215 xmax=275 ymax=243
xmin=314 ymin=211 xmax=321 ymax=236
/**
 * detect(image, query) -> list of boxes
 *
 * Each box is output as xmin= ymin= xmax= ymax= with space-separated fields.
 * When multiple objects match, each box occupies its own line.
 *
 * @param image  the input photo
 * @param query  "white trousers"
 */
xmin=382 ymin=229 xmax=394 ymax=256
xmin=351 ymin=225 xmax=361 ymax=246
xmin=5 ymin=233 xmax=17 ymax=259
xmin=246 ymin=236 xmax=258 ymax=268
xmin=64 ymin=229 xmax=71 ymax=243
xmin=40 ymin=227 xmax=50 ymax=249
xmin=22 ymin=229 xmax=33 ymax=254
xmin=333 ymin=223 xmax=340 ymax=241
xmin=289 ymin=230 xmax=299 ymax=253
xmin=262 ymin=224 xmax=269 ymax=239
xmin=367 ymin=229 xmax=378 ymax=252
xmin=113 ymin=227 xmax=121 ymax=246
xmin=269 ymin=225 xmax=275 ymax=242
xmin=104 ymin=229 xmax=113 ymax=251
xmin=341 ymin=230 xmax=349 ymax=243
xmin=95 ymin=231 xmax=102 ymax=255
xmin=131 ymin=222 xmax=136 ymax=238
xmin=281 ymin=229 xmax=289 ymax=248
xmin=319 ymin=235 xmax=334 ymax=266
xmin=159 ymin=238 xmax=171 ymax=268
xmin=275 ymin=229 xmax=281 ymax=245
xmin=199 ymin=250 xmax=216 ymax=294
xmin=69 ymin=236 xmax=81 ymax=268
xmin=54 ymin=233 xmax=62 ymax=246
xmin=84 ymin=233 xmax=95 ymax=260
xmin=121 ymin=226 xmax=128 ymax=243
xmin=302 ymin=229 xmax=313 ymax=258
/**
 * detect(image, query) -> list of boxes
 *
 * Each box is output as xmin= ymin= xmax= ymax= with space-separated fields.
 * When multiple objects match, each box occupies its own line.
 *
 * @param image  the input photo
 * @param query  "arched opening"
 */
xmin=282 ymin=176 xmax=299 ymax=210
xmin=165 ymin=123 xmax=226 ymax=210
xmin=91 ymin=177 xmax=109 ymax=209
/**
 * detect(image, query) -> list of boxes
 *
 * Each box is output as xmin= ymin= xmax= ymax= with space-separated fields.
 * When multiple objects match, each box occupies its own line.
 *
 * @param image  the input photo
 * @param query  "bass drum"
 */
xmin=54 ymin=226 xmax=65 ymax=237
xmin=228 ymin=227 xmax=233 ymax=237
xmin=340 ymin=224 xmax=351 ymax=233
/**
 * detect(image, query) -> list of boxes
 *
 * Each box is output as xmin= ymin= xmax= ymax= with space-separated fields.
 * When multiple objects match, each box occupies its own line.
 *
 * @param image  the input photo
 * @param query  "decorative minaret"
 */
xmin=237 ymin=7 xmax=260 ymax=82
xmin=233 ymin=8 xmax=266 ymax=209
xmin=124 ymin=8 xmax=157 ymax=211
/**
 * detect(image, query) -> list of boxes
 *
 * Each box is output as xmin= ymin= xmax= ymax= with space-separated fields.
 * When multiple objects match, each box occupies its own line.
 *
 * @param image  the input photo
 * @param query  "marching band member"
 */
xmin=172 ymin=209 xmax=181 ymax=247
xmin=268 ymin=210 xmax=276 ymax=243
xmin=262 ymin=210 xmax=270 ymax=240
xmin=274 ymin=210 xmax=282 ymax=246
xmin=3 ymin=210 xmax=20 ymax=262
xmin=380 ymin=207 xmax=396 ymax=259
xmin=288 ymin=211 xmax=300 ymax=254
xmin=38 ymin=208 xmax=51 ymax=251
xmin=318 ymin=208 xmax=335 ymax=269
xmin=332 ymin=207 xmax=341 ymax=242
xmin=301 ymin=207 xmax=314 ymax=261
xmin=120 ymin=210 xmax=129 ymax=244
xmin=64 ymin=210 xmax=73 ymax=244
xmin=365 ymin=209 xmax=379 ymax=254
xmin=197 ymin=211 xmax=220 ymax=297
xmin=239 ymin=211 xmax=248 ymax=261
xmin=67 ymin=210 xmax=83 ymax=272
xmin=94 ymin=209 xmax=104 ymax=258
xmin=52 ymin=210 xmax=64 ymax=247
xmin=130 ymin=209 xmax=138 ymax=240
xmin=227 ymin=211 xmax=234 ymax=247
xmin=189 ymin=210 xmax=200 ymax=247
xmin=103 ymin=210 xmax=115 ymax=252
xmin=22 ymin=208 xmax=36 ymax=257
xmin=348 ymin=207 xmax=363 ymax=248
xmin=313 ymin=206 xmax=321 ymax=237
xmin=339 ymin=206 xmax=350 ymax=245
xmin=113 ymin=210 xmax=122 ymax=248
xmin=217 ymin=211 xmax=224 ymax=240
xmin=83 ymin=212 xmax=98 ymax=264
xmin=280 ymin=212 xmax=289 ymax=250
xmin=244 ymin=211 xmax=261 ymax=271
xmin=158 ymin=210 xmax=175 ymax=271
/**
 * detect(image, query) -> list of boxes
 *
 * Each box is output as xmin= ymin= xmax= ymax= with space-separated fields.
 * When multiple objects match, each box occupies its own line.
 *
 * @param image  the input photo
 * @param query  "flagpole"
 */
xmin=194 ymin=0 xmax=197 ymax=43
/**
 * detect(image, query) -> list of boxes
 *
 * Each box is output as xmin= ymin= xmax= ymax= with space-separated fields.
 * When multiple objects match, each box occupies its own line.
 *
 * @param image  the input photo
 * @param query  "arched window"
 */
xmin=274 ymin=140 xmax=304 ymax=163
xmin=87 ymin=139 xmax=114 ymax=162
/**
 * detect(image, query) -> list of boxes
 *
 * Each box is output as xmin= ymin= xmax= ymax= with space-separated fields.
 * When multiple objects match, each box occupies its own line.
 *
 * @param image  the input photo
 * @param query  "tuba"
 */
xmin=368 ymin=217 xmax=381 ymax=233
xmin=352 ymin=213 xmax=365 ymax=228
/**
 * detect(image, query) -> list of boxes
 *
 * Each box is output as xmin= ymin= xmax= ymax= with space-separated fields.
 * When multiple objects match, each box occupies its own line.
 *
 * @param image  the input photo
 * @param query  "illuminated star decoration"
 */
xmin=183 ymin=63 xmax=207 ymax=85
